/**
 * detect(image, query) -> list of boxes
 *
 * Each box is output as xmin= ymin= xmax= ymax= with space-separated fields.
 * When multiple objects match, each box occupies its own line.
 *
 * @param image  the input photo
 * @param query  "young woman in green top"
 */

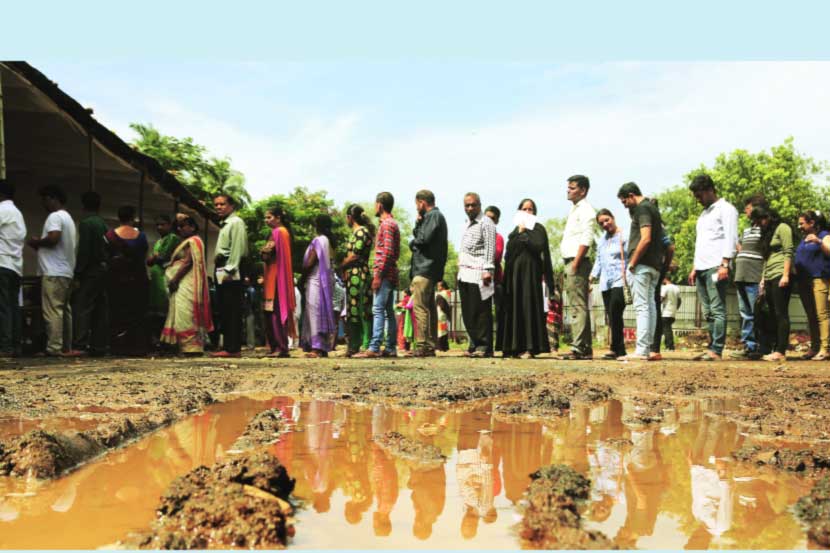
xmin=751 ymin=206 xmax=793 ymax=361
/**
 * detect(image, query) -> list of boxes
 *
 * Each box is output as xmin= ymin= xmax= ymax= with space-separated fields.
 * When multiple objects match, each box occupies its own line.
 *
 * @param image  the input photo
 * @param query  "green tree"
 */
xmin=656 ymin=138 xmax=830 ymax=277
xmin=129 ymin=123 xmax=251 ymax=206
xmin=544 ymin=217 xmax=567 ymax=275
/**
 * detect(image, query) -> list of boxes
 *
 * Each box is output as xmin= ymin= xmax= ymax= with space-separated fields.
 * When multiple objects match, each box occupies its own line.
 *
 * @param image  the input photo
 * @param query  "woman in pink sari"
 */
xmin=261 ymin=205 xmax=296 ymax=358
xmin=161 ymin=216 xmax=213 ymax=354
xmin=300 ymin=214 xmax=337 ymax=358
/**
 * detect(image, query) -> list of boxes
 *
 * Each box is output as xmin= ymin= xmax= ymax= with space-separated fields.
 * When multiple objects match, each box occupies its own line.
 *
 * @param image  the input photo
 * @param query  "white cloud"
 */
xmin=91 ymin=62 xmax=830 ymax=243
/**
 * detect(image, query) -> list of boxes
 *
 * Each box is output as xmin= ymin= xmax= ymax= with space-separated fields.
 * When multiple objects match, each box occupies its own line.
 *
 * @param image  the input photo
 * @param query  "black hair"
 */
xmin=38 ymin=184 xmax=67 ymax=205
xmin=315 ymin=213 xmax=336 ymax=249
xmin=750 ymin=205 xmax=783 ymax=257
xmin=567 ymin=174 xmax=590 ymax=192
xmin=117 ymin=205 xmax=136 ymax=224
xmin=346 ymin=204 xmax=375 ymax=237
xmin=81 ymin=191 xmax=101 ymax=211
xmin=484 ymin=205 xmax=501 ymax=219
xmin=266 ymin=203 xmax=294 ymax=236
xmin=179 ymin=215 xmax=199 ymax=233
xmin=213 ymin=193 xmax=237 ymax=207
xmin=800 ymin=209 xmax=828 ymax=233
xmin=743 ymin=192 xmax=768 ymax=209
xmin=0 ymin=179 xmax=15 ymax=199
xmin=617 ymin=182 xmax=642 ymax=198
xmin=596 ymin=208 xmax=615 ymax=221
xmin=517 ymin=198 xmax=537 ymax=215
xmin=689 ymin=174 xmax=716 ymax=193
xmin=156 ymin=214 xmax=173 ymax=224
xmin=415 ymin=189 xmax=435 ymax=206
xmin=376 ymin=192 xmax=394 ymax=214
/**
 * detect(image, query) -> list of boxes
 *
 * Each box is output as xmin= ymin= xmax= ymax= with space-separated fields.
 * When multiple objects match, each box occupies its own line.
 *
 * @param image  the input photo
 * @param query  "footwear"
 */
xmin=762 ymin=352 xmax=786 ymax=362
xmin=61 ymin=350 xmax=85 ymax=357
xmin=728 ymin=349 xmax=749 ymax=359
xmin=381 ymin=349 xmax=397 ymax=358
xmin=559 ymin=351 xmax=593 ymax=360
xmin=694 ymin=351 xmax=722 ymax=361
xmin=469 ymin=350 xmax=487 ymax=358
xmin=801 ymin=350 xmax=817 ymax=360
xmin=211 ymin=351 xmax=242 ymax=358
xmin=616 ymin=354 xmax=650 ymax=361
xmin=519 ymin=352 xmax=534 ymax=360
xmin=601 ymin=352 xmax=619 ymax=360
xmin=648 ymin=353 xmax=663 ymax=361
xmin=353 ymin=350 xmax=381 ymax=358
xmin=812 ymin=351 xmax=830 ymax=361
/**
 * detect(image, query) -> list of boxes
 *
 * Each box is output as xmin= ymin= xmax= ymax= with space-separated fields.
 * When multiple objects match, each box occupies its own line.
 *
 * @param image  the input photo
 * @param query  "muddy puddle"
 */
xmin=0 ymin=395 xmax=821 ymax=549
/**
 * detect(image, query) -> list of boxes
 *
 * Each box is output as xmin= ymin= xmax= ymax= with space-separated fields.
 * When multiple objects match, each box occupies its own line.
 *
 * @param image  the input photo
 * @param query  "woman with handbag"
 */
xmin=590 ymin=209 xmax=630 ymax=359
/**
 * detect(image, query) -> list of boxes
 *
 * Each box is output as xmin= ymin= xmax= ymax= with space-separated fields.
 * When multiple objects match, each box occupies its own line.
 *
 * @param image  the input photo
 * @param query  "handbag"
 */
xmin=619 ymin=233 xmax=633 ymax=305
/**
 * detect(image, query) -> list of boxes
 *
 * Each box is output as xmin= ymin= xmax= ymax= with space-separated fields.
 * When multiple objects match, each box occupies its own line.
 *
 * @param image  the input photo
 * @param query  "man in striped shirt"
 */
xmin=729 ymin=193 xmax=768 ymax=359
xmin=458 ymin=193 xmax=496 ymax=357
xmin=355 ymin=192 xmax=400 ymax=358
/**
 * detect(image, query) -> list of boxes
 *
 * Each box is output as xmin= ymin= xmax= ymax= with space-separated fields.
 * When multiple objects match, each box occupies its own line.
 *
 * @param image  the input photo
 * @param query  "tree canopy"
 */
xmin=656 ymin=137 xmax=830 ymax=277
xmin=129 ymin=123 xmax=251 ymax=207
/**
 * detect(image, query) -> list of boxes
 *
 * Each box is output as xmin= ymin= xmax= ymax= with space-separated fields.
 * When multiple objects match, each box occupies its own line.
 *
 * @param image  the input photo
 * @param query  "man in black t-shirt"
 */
xmin=617 ymin=182 xmax=664 ymax=361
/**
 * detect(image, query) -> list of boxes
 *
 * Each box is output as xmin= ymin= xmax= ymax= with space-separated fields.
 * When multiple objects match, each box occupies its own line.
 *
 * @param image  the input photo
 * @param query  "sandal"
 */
xmin=693 ymin=351 xmax=721 ymax=361
xmin=812 ymin=351 xmax=830 ymax=361
xmin=762 ymin=352 xmax=786 ymax=362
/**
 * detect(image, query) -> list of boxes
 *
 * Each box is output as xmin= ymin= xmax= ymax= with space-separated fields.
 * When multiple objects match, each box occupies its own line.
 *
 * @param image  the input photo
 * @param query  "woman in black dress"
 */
xmin=498 ymin=198 xmax=555 ymax=358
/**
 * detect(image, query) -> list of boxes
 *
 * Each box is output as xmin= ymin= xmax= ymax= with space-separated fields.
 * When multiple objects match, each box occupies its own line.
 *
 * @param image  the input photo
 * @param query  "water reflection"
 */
xmin=0 ymin=395 xmax=819 ymax=550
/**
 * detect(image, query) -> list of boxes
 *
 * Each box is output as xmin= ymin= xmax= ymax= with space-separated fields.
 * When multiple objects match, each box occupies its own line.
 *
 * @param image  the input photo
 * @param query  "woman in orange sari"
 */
xmin=261 ymin=205 xmax=296 ymax=357
xmin=161 ymin=216 xmax=213 ymax=354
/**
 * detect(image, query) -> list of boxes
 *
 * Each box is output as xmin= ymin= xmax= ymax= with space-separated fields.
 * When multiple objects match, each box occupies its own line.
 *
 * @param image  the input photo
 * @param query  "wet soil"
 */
xmin=796 ymin=476 xmax=830 ymax=547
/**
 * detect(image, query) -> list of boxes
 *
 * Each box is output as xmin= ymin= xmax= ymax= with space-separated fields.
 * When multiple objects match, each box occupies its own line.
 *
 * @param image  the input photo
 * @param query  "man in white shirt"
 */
xmin=659 ymin=276 xmax=681 ymax=351
xmin=27 ymin=185 xmax=80 ymax=357
xmin=0 ymin=179 xmax=26 ymax=357
xmin=560 ymin=174 xmax=596 ymax=359
xmin=687 ymin=174 xmax=738 ymax=361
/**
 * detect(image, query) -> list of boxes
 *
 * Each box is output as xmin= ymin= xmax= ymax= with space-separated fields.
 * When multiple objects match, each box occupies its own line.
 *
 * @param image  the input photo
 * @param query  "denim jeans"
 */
xmin=696 ymin=268 xmax=728 ymax=355
xmin=369 ymin=279 xmax=397 ymax=353
xmin=735 ymin=281 xmax=759 ymax=353
xmin=630 ymin=265 xmax=659 ymax=356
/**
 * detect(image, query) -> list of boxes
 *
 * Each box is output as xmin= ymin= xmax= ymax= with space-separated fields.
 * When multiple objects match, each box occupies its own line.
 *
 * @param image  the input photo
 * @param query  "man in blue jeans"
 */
xmin=617 ymin=182 xmax=665 ymax=361
xmin=687 ymin=174 xmax=738 ymax=361
xmin=355 ymin=192 xmax=401 ymax=358
xmin=730 ymin=193 xmax=769 ymax=359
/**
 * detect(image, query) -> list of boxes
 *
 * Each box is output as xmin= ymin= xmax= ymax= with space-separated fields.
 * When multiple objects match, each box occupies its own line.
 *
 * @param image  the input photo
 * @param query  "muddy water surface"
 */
xmin=0 ymin=395 xmax=820 ymax=549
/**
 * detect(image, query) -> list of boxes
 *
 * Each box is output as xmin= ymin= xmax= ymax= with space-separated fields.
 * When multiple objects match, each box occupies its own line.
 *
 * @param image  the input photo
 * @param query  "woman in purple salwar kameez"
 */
xmin=300 ymin=214 xmax=337 ymax=358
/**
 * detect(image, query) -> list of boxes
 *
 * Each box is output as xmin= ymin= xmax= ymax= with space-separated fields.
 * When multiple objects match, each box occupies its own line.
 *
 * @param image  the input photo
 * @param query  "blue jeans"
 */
xmin=735 ymin=282 xmax=759 ymax=353
xmin=696 ymin=268 xmax=728 ymax=355
xmin=630 ymin=265 xmax=659 ymax=356
xmin=369 ymin=279 xmax=397 ymax=353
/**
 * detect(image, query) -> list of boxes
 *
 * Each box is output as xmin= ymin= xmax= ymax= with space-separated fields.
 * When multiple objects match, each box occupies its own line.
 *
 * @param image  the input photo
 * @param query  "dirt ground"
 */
xmin=1 ymin=349 xmax=829 ymax=547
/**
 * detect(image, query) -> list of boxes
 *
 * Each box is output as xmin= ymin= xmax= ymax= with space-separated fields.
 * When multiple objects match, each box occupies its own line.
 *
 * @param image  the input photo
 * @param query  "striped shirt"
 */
xmin=735 ymin=225 xmax=764 ymax=283
xmin=458 ymin=212 xmax=496 ymax=284
xmin=372 ymin=216 xmax=400 ymax=285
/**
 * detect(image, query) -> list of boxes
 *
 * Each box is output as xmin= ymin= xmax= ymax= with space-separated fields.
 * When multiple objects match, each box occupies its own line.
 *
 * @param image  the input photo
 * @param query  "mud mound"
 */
xmin=796 ymin=476 xmax=830 ymax=547
xmin=374 ymin=431 xmax=445 ymax=465
xmin=519 ymin=464 xmax=615 ymax=549
xmin=420 ymin=377 xmax=536 ymax=403
xmin=140 ymin=450 xmax=296 ymax=549
xmin=231 ymin=409 xmax=284 ymax=450
xmin=559 ymin=380 xmax=613 ymax=403
xmin=0 ymin=430 xmax=103 ymax=478
xmin=621 ymin=397 xmax=675 ymax=425
xmin=496 ymin=387 xmax=570 ymax=417
xmin=733 ymin=445 xmax=830 ymax=473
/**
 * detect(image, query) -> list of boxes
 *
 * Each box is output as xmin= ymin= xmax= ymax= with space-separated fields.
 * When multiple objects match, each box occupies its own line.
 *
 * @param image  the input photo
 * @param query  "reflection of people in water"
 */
xmin=587 ymin=440 xmax=624 ymax=523
xmin=305 ymin=400 xmax=336 ymax=513
xmin=494 ymin=419 xmax=542 ymax=504
xmin=409 ymin=465 xmax=446 ymax=540
xmin=616 ymin=427 xmax=669 ymax=548
xmin=341 ymin=407 xmax=374 ymax=525
xmin=456 ymin=431 xmax=498 ymax=539
xmin=371 ymin=442 xmax=399 ymax=537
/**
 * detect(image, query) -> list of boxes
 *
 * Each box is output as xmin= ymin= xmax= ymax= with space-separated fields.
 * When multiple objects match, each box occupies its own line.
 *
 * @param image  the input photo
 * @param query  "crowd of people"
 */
xmin=0 ymin=174 xmax=828 ymax=361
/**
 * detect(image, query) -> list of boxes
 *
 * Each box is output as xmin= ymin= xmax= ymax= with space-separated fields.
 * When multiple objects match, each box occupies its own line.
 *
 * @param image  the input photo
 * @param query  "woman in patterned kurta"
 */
xmin=341 ymin=205 xmax=375 ymax=356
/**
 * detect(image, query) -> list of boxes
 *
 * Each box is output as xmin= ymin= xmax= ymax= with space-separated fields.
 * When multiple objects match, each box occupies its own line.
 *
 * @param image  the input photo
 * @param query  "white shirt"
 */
xmin=458 ymin=212 xmax=496 ymax=284
xmin=37 ymin=209 xmax=77 ymax=278
xmin=0 ymin=199 xmax=27 ymax=276
xmin=693 ymin=198 xmax=738 ymax=271
xmin=661 ymin=282 xmax=681 ymax=318
xmin=560 ymin=198 xmax=596 ymax=259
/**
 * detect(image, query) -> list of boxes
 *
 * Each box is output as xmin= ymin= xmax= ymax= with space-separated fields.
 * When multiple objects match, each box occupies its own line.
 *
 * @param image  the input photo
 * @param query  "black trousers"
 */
xmin=493 ymin=282 xmax=504 ymax=351
xmin=218 ymin=280 xmax=244 ymax=353
xmin=652 ymin=278 xmax=664 ymax=353
xmin=602 ymin=287 xmax=626 ymax=357
xmin=762 ymin=277 xmax=791 ymax=355
xmin=0 ymin=268 xmax=21 ymax=354
xmin=661 ymin=317 xmax=675 ymax=350
xmin=72 ymin=269 xmax=110 ymax=354
xmin=459 ymin=280 xmax=493 ymax=354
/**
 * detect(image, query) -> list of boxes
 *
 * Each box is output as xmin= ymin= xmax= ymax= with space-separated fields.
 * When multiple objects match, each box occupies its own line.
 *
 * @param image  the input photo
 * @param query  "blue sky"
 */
xmin=33 ymin=60 xmax=830 ymax=243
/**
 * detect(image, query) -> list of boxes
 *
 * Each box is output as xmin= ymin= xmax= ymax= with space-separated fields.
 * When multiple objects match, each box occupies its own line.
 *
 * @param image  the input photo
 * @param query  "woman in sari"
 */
xmin=498 ymin=198 xmax=555 ymax=359
xmin=161 ymin=216 xmax=213 ymax=354
xmin=106 ymin=205 xmax=150 ymax=355
xmin=300 ymin=214 xmax=337 ymax=358
xmin=261 ymin=204 xmax=296 ymax=358
xmin=341 ymin=204 xmax=375 ymax=356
